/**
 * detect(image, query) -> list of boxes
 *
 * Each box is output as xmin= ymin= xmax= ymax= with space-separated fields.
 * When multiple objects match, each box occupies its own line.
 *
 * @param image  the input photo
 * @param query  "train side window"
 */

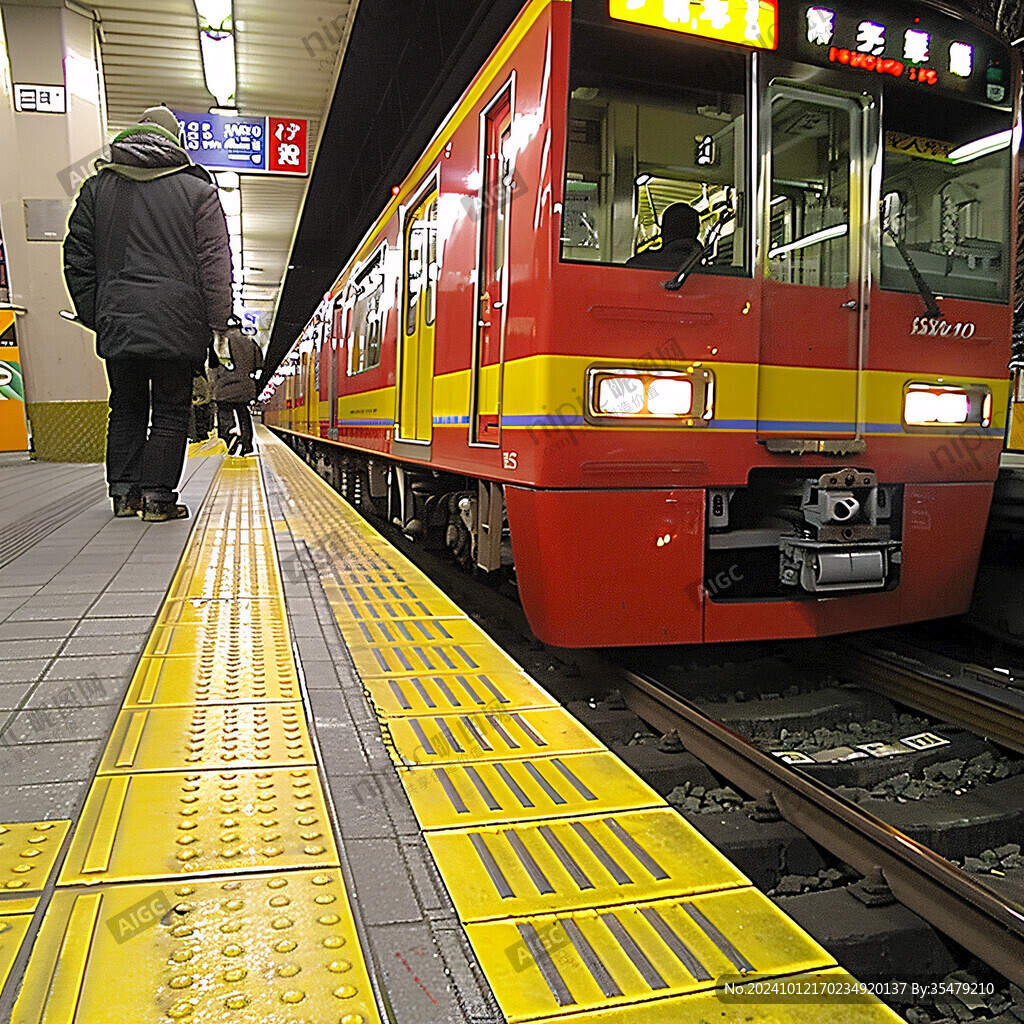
xmin=405 ymin=195 xmax=438 ymax=335
xmin=349 ymin=247 xmax=386 ymax=375
xmin=561 ymin=20 xmax=747 ymax=273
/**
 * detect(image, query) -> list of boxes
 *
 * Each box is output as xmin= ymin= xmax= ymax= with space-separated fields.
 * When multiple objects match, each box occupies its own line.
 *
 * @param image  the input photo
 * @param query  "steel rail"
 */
xmin=618 ymin=668 xmax=1024 ymax=988
xmin=840 ymin=643 xmax=1024 ymax=756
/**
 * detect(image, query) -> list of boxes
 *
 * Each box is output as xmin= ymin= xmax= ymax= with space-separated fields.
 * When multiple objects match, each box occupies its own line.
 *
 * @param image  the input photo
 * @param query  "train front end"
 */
xmin=504 ymin=0 xmax=1016 ymax=645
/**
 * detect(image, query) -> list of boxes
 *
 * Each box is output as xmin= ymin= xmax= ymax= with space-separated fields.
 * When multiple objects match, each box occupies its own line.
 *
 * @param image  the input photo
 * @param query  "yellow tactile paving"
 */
xmin=388 ymin=707 xmax=604 ymax=767
xmin=0 ymin=914 xmax=32 ymax=993
xmin=0 ymin=821 xmax=70 ymax=892
xmin=59 ymin=768 xmax=338 ymax=886
xmin=425 ymin=808 xmax=748 ymax=922
xmin=12 ymin=456 xmax=383 ymax=1024
xmin=347 ymin=635 xmax=525 ymax=680
xmin=97 ymin=702 xmax=315 ymax=774
xmin=362 ymin=670 xmax=558 ymax=717
xmin=399 ymin=752 xmax=664 ymax=831
xmin=257 ymin=428 xmax=903 ymax=1024
xmin=14 ymin=870 xmax=380 ymax=1024
xmin=527 ymin=967 xmax=905 ymax=1023
xmin=466 ymin=888 xmax=836 ymax=1021
xmin=125 ymin=652 xmax=300 ymax=707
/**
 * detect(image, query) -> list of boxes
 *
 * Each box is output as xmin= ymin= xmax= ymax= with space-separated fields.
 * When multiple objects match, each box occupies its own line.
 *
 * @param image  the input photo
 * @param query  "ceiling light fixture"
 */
xmin=193 ymin=1 xmax=236 ymax=107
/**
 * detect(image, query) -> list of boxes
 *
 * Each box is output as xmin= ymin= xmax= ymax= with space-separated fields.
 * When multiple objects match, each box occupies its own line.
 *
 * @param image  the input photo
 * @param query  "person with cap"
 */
xmin=63 ymin=104 xmax=233 ymax=521
xmin=211 ymin=327 xmax=264 ymax=456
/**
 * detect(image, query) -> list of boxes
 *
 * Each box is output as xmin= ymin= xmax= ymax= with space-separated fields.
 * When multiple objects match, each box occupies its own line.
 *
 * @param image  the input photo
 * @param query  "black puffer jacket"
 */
xmin=63 ymin=126 xmax=232 ymax=371
xmin=211 ymin=329 xmax=264 ymax=403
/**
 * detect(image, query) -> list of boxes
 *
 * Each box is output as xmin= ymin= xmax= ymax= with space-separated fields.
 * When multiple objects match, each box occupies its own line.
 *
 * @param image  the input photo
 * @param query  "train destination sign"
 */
xmin=793 ymin=3 xmax=1009 ymax=102
xmin=609 ymin=0 xmax=778 ymax=50
xmin=172 ymin=111 xmax=309 ymax=175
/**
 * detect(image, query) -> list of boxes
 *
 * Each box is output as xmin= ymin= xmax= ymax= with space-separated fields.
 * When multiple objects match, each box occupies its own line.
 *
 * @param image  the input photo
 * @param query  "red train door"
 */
xmin=759 ymin=83 xmax=872 ymax=448
xmin=471 ymin=81 xmax=514 ymax=446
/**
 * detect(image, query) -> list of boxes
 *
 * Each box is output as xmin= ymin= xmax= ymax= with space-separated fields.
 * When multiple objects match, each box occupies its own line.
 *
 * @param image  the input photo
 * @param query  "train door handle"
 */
xmin=840 ymin=299 xmax=859 ymax=310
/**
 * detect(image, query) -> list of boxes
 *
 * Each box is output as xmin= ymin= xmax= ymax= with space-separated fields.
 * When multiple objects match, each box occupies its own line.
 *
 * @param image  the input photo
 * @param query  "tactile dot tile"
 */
xmin=99 ymin=703 xmax=315 ymax=774
xmin=0 ymin=821 xmax=71 ymax=892
xmin=60 ymin=769 xmax=338 ymax=885
xmin=15 ymin=870 xmax=381 ymax=1024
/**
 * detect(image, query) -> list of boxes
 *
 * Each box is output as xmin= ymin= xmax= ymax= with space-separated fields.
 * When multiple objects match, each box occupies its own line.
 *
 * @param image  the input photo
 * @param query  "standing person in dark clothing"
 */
xmin=211 ymin=328 xmax=264 ymax=455
xmin=63 ymin=105 xmax=233 ymax=521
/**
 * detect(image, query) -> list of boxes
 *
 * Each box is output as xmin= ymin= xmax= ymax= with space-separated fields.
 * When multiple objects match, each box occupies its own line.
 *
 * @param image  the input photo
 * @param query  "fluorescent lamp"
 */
xmin=948 ymin=128 xmax=1012 ymax=164
xmin=199 ymin=30 xmax=236 ymax=106
xmin=768 ymin=223 xmax=847 ymax=259
xmin=193 ymin=0 xmax=232 ymax=31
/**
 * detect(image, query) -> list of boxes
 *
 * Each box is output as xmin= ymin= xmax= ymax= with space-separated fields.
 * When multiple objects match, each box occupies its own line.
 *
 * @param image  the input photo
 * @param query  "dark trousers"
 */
xmin=217 ymin=401 xmax=253 ymax=453
xmin=105 ymin=356 xmax=192 ymax=503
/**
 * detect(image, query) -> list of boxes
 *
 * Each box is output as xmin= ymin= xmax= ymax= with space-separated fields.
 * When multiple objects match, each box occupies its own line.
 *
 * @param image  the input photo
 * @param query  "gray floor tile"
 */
xmin=24 ymin=677 xmax=128 ymax=708
xmin=72 ymin=618 xmax=151 ymax=637
xmin=0 ymin=660 xmax=50 ymax=684
xmin=0 ymin=683 xmax=35 ymax=711
xmin=0 ymin=638 xmax=65 ymax=660
xmin=0 ymin=739 xmax=100 ymax=785
xmin=42 ymin=653 xmax=138 ymax=681
xmin=346 ymin=838 xmax=422 ymax=925
xmin=0 ymin=620 xmax=77 ymax=641
xmin=3 ymin=705 xmax=119 ymax=745
xmin=0 ymin=780 xmax=90 ymax=822
xmin=60 ymin=634 xmax=150 ymax=657
xmin=88 ymin=592 xmax=164 ymax=618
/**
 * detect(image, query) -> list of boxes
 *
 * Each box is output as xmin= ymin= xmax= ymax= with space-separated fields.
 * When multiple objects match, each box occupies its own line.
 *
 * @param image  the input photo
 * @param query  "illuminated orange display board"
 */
xmin=0 ymin=310 xmax=28 ymax=453
xmin=609 ymin=0 xmax=778 ymax=50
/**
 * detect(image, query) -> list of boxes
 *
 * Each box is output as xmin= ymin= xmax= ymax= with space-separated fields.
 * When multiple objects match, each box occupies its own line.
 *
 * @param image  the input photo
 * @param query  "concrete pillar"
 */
xmin=0 ymin=0 xmax=108 ymax=462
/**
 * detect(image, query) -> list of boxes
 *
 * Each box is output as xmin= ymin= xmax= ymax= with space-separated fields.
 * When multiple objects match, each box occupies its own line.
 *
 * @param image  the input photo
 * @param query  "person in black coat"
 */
xmin=626 ymin=202 xmax=703 ymax=270
xmin=211 ymin=328 xmax=264 ymax=455
xmin=64 ymin=105 xmax=233 ymax=521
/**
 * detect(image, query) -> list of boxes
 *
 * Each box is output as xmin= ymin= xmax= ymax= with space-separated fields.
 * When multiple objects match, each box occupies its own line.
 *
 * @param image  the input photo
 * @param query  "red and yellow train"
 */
xmin=264 ymin=0 xmax=1018 ymax=646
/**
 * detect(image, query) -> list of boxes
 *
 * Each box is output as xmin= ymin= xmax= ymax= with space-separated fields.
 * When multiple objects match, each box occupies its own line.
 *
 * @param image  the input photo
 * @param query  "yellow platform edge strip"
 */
xmin=257 ymin=428 xmax=902 ymax=1023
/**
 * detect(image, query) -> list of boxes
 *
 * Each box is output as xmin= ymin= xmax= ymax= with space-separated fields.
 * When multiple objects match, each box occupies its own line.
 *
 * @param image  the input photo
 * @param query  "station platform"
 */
xmin=0 ymin=430 xmax=903 ymax=1024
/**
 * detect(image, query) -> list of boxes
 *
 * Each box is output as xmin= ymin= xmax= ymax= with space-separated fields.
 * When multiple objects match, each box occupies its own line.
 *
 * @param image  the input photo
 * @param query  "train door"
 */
xmin=397 ymin=179 xmax=439 ymax=446
xmin=759 ymin=83 xmax=872 ymax=448
xmin=470 ymin=80 xmax=514 ymax=446
xmin=328 ymin=298 xmax=342 ymax=440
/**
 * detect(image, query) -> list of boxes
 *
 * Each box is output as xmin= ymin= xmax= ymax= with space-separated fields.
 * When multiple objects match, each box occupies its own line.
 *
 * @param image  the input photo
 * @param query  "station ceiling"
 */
xmin=89 ymin=0 xmax=1013 ymax=379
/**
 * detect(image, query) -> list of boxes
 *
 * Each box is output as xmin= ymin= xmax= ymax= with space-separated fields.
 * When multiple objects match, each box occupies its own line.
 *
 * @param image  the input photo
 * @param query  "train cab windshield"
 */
xmin=560 ymin=18 xmax=748 ymax=273
xmin=878 ymin=97 xmax=1012 ymax=304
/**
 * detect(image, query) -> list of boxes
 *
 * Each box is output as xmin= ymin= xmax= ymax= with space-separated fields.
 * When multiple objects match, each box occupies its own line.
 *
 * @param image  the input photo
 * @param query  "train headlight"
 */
xmin=902 ymin=381 xmax=992 ymax=429
xmin=587 ymin=366 xmax=713 ymax=425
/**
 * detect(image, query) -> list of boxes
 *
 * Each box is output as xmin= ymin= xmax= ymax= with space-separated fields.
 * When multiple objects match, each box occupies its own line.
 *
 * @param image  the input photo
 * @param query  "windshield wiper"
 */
xmin=883 ymin=224 xmax=943 ymax=320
